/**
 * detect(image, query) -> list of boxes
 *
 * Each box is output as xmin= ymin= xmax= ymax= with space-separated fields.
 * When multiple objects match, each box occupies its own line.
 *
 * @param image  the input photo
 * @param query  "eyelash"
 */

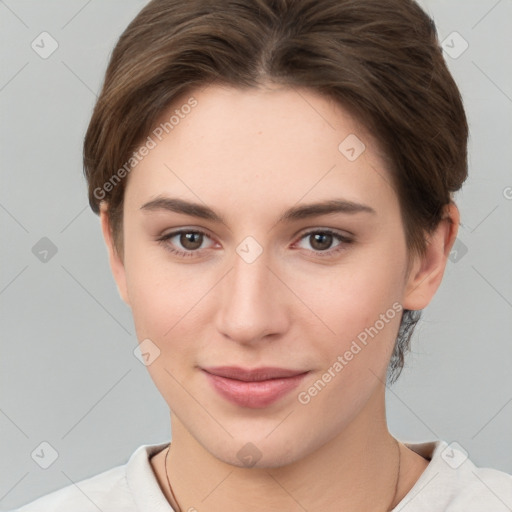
xmin=156 ymin=228 xmax=353 ymax=259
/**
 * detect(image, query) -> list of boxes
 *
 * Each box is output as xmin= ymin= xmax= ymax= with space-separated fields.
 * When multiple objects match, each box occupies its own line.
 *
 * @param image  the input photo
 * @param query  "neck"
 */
xmin=157 ymin=387 xmax=416 ymax=512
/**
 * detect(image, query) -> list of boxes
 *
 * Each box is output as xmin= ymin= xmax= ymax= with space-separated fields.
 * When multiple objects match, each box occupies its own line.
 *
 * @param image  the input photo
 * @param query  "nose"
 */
xmin=214 ymin=247 xmax=290 ymax=345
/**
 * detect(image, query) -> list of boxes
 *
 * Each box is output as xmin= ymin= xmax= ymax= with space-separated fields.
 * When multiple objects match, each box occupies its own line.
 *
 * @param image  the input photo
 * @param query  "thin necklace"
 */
xmin=388 ymin=438 xmax=402 ymax=511
xmin=164 ymin=444 xmax=182 ymax=512
xmin=164 ymin=439 xmax=401 ymax=512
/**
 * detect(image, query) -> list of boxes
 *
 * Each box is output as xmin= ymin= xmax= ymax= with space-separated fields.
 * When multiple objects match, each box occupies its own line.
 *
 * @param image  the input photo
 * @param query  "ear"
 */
xmin=99 ymin=204 xmax=130 ymax=305
xmin=403 ymin=202 xmax=460 ymax=310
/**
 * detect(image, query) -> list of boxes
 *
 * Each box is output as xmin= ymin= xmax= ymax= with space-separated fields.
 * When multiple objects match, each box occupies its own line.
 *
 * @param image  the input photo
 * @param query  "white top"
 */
xmin=12 ymin=439 xmax=512 ymax=511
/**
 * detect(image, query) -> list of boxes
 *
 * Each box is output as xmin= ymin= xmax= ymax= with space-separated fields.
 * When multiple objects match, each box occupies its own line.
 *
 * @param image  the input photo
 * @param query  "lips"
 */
xmin=202 ymin=366 xmax=308 ymax=381
xmin=201 ymin=366 xmax=310 ymax=408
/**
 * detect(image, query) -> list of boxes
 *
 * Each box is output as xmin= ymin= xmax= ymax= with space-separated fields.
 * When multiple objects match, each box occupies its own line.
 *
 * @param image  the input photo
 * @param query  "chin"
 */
xmin=198 ymin=427 xmax=318 ymax=470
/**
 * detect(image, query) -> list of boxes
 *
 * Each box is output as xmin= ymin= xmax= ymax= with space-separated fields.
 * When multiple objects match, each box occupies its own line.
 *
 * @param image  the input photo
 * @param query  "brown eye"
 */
xmin=295 ymin=229 xmax=353 ymax=258
xmin=179 ymin=231 xmax=204 ymax=250
xmin=157 ymin=229 xmax=214 ymax=258
xmin=309 ymin=232 xmax=334 ymax=251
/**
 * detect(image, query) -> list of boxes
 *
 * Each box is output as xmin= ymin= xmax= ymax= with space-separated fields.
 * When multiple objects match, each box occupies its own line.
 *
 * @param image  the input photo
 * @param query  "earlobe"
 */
xmin=402 ymin=203 xmax=460 ymax=311
xmin=99 ymin=204 xmax=130 ymax=306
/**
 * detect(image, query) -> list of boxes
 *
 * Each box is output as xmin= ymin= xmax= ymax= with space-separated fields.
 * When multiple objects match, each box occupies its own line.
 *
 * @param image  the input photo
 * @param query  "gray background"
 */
xmin=1 ymin=0 xmax=511 ymax=509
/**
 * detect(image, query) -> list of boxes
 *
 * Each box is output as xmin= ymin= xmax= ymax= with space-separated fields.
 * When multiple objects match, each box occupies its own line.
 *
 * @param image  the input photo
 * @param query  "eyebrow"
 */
xmin=140 ymin=196 xmax=376 ymax=224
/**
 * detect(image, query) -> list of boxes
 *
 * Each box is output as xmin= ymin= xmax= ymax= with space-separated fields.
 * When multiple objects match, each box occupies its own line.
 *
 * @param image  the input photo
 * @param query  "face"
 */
xmin=103 ymin=84 xmax=443 ymax=468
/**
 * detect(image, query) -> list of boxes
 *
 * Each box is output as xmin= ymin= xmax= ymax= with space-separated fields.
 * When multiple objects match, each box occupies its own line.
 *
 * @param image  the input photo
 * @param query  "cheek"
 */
xmin=292 ymin=251 xmax=405 ymax=341
xmin=293 ymin=259 xmax=404 ymax=427
xmin=288 ymin=241 xmax=406 ymax=395
xmin=127 ymin=262 xmax=211 ymax=341
xmin=123 ymin=239 xmax=180 ymax=336
xmin=124 ymin=253 xmax=209 ymax=398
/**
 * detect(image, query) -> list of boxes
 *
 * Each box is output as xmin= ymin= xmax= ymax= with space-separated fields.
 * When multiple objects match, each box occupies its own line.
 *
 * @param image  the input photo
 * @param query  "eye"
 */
xmin=294 ymin=229 xmax=352 ymax=257
xmin=157 ymin=228 xmax=353 ymax=259
xmin=157 ymin=229 xmax=215 ymax=258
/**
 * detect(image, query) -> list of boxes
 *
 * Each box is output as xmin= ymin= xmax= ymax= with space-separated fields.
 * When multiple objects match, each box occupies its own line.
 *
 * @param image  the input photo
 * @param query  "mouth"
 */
xmin=201 ymin=366 xmax=310 ymax=408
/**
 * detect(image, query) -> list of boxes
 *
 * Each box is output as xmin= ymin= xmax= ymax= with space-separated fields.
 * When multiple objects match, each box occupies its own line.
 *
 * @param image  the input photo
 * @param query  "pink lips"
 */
xmin=202 ymin=366 xmax=310 ymax=409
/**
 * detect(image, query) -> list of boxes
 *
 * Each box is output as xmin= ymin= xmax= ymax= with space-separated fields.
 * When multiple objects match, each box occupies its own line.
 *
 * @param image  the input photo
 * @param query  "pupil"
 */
xmin=312 ymin=233 xmax=332 ymax=251
xmin=182 ymin=232 xmax=202 ymax=250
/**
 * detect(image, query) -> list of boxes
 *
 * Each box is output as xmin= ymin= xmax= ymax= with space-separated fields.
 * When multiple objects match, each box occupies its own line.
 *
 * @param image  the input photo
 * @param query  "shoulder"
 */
xmin=396 ymin=439 xmax=512 ymax=512
xmin=12 ymin=464 xmax=133 ymax=512
xmin=10 ymin=442 xmax=170 ymax=512
xmin=8 ymin=442 xmax=171 ymax=512
xmin=445 ymin=464 xmax=512 ymax=509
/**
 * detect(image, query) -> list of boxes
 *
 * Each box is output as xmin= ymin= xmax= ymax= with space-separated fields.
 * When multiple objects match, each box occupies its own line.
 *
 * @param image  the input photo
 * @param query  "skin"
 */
xmin=100 ymin=83 xmax=459 ymax=511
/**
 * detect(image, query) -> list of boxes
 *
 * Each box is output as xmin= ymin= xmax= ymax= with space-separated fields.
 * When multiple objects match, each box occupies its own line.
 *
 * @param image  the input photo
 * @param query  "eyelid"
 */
xmin=156 ymin=228 xmax=217 ymax=255
xmin=292 ymin=228 xmax=353 ymax=255
xmin=295 ymin=225 xmax=354 ymax=240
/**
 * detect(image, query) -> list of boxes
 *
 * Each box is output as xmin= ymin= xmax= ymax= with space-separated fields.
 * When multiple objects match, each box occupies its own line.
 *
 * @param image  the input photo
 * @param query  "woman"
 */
xmin=14 ymin=0 xmax=512 ymax=510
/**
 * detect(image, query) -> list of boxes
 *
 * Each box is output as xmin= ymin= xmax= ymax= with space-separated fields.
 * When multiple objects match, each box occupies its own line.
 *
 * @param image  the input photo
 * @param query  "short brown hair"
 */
xmin=83 ymin=0 xmax=468 ymax=384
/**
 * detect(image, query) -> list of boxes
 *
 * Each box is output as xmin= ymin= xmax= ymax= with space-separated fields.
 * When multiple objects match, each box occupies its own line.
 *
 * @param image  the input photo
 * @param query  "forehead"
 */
xmin=124 ymin=84 xmax=398 ymax=220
